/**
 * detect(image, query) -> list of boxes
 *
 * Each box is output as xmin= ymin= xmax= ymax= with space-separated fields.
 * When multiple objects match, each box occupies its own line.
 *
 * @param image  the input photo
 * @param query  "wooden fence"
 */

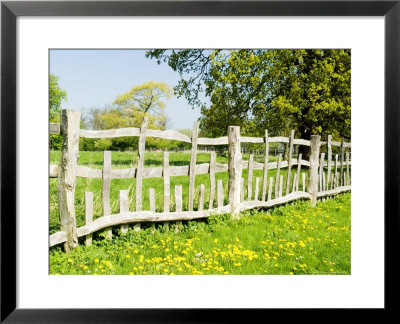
xmin=49 ymin=110 xmax=351 ymax=252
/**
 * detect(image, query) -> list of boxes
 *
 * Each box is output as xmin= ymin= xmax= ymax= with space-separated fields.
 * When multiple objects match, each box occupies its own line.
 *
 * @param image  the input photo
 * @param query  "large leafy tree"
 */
xmin=87 ymin=81 xmax=173 ymax=150
xmin=146 ymin=49 xmax=351 ymax=142
xmin=113 ymin=80 xmax=172 ymax=130
xmin=49 ymin=74 xmax=67 ymax=150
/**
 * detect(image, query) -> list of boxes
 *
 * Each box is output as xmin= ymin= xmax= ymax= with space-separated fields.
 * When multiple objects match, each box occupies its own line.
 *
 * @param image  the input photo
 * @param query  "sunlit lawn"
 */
xmin=49 ymin=193 xmax=351 ymax=275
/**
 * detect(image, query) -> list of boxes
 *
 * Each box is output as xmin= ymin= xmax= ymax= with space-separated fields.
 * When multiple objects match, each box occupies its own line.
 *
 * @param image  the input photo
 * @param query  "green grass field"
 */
xmin=49 ymin=150 xmax=351 ymax=275
xmin=49 ymin=193 xmax=351 ymax=275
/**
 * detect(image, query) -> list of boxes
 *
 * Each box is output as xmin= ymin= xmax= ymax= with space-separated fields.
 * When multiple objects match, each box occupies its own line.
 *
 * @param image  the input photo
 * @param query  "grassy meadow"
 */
xmin=49 ymin=193 xmax=351 ymax=275
xmin=49 ymin=150 xmax=351 ymax=275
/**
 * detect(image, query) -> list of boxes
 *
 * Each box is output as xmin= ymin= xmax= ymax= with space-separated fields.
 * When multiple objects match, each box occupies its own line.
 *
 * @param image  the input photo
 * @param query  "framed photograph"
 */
xmin=1 ymin=0 xmax=398 ymax=321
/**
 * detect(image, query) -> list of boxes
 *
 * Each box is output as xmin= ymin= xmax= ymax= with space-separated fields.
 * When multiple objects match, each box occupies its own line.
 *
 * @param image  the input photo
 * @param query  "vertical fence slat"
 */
xmin=346 ymin=152 xmax=350 ymax=185
xmin=136 ymin=117 xmax=148 ymax=211
xmin=255 ymin=177 xmax=260 ymax=201
xmin=267 ymin=177 xmax=273 ymax=201
xmin=247 ymin=153 xmax=254 ymax=200
xmin=163 ymin=151 xmax=170 ymax=212
xmin=309 ymin=135 xmax=321 ymax=206
xmin=340 ymin=139 xmax=345 ymax=186
xmin=175 ymin=185 xmax=182 ymax=231
xmin=262 ymin=130 xmax=269 ymax=201
xmin=149 ymin=188 xmax=155 ymax=212
xmin=228 ymin=126 xmax=242 ymax=218
xmin=217 ymin=180 xmax=224 ymax=208
xmin=285 ymin=130 xmax=295 ymax=195
xmin=274 ymin=154 xmax=282 ymax=199
xmin=135 ymin=117 xmax=148 ymax=232
xmin=209 ymin=151 xmax=216 ymax=209
xmin=334 ymin=154 xmax=339 ymax=188
xmin=319 ymin=152 xmax=325 ymax=192
xmin=102 ymin=150 xmax=112 ymax=239
xmin=188 ymin=122 xmax=199 ymax=211
xmin=57 ymin=109 xmax=80 ymax=253
xmin=119 ymin=190 xmax=129 ymax=234
xmin=198 ymin=184 xmax=205 ymax=211
xmin=279 ymin=175 xmax=283 ymax=198
xmin=84 ymin=192 xmax=93 ymax=247
xmin=296 ymin=153 xmax=302 ymax=192
xmin=302 ymin=172 xmax=306 ymax=192
xmin=327 ymin=135 xmax=332 ymax=190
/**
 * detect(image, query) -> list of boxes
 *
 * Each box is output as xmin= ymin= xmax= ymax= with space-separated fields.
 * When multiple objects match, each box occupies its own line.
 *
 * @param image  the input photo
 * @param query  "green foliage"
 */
xmin=86 ymin=81 xmax=173 ymax=151
xmin=113 ymin=80 xmax=172 ymax=129
xmin=49 ymin=74 xmax=67 ymax=150
xmin=146 ymin=49 xmax=351 ymax=141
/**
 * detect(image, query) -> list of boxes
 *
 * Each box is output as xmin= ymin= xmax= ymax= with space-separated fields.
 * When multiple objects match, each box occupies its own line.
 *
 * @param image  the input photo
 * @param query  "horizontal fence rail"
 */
xmin=50 ymin=110 xmax=351 ymax=252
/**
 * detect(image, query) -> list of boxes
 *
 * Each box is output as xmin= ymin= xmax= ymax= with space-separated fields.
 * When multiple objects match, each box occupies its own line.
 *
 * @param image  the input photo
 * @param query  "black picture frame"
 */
xmin=1 ymin=0 xmax=398 ymax=322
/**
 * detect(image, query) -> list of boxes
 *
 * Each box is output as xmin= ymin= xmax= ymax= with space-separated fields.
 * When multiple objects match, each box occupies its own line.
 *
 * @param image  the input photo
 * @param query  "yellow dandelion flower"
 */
xmin=68 ymin=259 xmax=73 ymax=263
xmin=94 ymin=258 xmax=99 ymax=263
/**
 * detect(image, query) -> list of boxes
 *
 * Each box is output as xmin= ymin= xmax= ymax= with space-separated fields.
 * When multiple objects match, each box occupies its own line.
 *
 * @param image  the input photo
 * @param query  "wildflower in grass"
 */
xmin=274 ymin=264 xmax=279 ymax=267
xmin=214 ymin=238 xmax=219 ymax=243
xmin=126 ymin=255 xmax=131 ymax=259
xmin=94 ymin=258 xmax=99 ymax=263
xmin=234 ymin=263 xmax=241 ymax=267
xmin=129 ymin=272 xmax=134 ymax=275
xmin=289 ymin=272 xmax=294 ymax=275
xmin=68 ymin=259 xmax=73 ymax=263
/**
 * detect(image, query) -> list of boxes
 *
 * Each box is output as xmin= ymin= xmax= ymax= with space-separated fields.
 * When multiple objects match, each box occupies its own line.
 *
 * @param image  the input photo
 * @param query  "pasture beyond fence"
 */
xmin=50 ymin=110 xmax=351 ymax=252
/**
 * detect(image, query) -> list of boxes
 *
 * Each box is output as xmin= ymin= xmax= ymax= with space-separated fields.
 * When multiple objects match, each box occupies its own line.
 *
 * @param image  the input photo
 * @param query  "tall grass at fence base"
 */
xmin=49 ymin=192 xmax=351 ymax=275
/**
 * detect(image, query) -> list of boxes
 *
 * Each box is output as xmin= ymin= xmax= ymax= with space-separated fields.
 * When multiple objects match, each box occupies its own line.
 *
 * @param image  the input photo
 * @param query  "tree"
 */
xmin=113 ymin=80 xmax=172 ymax=130
xmin=49 ymin=74 xmax=67 ymax=150
xmin=86 ymin=81 xmax=173 ymax=151
xmin=146 ymin=49 xmax=351 ymax=144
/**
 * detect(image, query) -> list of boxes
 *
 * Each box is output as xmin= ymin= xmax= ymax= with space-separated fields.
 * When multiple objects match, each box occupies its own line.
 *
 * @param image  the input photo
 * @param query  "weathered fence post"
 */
xmin=308 ymin=135 xmax=321 ymax=206
xmin=103 ymin=151 xmax=112 ymax=239
xmin=285 ymin=130 xmax=295 ymax=195
xmin=228 ymin=126 xmax=242 ymax=219
xmin=326 ymin=135 xmax=332 ymax=189
xmin=209 ymin=151 xmax=216 ymax=209
xmin=57 ymin=109 xmax=80 ymax=253
xmin=188 ymin=122 xmax=199 ymax=211
xmin=262 ymin=130 xmax=269 ymax=201
xmin=135 ymin=116 xmax=148 ymax=232
xmin=247 ymin=153 xmax=254 ymax=200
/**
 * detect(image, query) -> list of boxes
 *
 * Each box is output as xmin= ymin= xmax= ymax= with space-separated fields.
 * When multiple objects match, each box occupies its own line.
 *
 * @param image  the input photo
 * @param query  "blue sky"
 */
xmin=49 ymin=49 xmax=203 ymax=130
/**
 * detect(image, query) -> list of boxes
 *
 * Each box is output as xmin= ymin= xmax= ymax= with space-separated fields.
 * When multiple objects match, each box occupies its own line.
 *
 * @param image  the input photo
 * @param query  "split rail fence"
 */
xmin=50 ymin=110 xmax=351 ymax=252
